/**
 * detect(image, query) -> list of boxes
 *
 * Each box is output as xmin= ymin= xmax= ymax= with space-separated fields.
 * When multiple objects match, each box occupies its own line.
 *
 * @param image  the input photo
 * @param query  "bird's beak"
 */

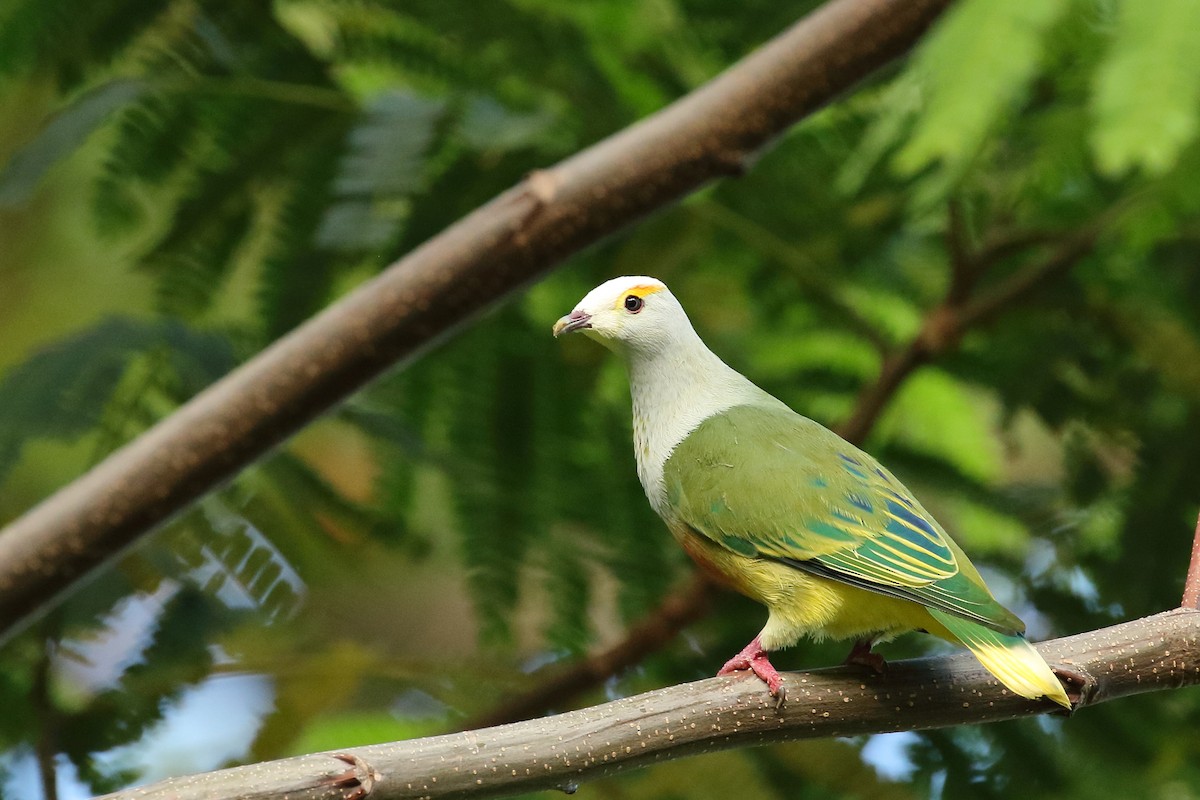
xmin=553 ymin=309 xmax=592 ymax=337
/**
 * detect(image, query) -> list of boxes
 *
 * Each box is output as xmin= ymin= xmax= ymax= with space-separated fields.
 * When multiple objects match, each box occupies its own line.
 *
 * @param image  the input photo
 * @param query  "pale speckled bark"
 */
xmin=0 ymin=0 xmax=955 ymax=643
xmin=104 ymin=609 xmax=1200 ymax=800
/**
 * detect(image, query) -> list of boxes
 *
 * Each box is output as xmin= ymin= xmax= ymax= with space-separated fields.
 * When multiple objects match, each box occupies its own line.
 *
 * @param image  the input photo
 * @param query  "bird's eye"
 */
xmin=623 ymin=295 xmax=644 ymax=313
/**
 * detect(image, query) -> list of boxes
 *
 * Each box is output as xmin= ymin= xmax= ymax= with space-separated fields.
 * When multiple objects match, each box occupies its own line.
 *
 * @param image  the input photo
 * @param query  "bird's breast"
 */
xmin=631 ymin=411 xmax=670 ymax=514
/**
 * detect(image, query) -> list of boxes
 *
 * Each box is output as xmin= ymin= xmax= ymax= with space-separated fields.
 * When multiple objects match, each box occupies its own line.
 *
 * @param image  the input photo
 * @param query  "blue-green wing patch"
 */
xmin=665 ymin=405 xmax=1024 ymax=634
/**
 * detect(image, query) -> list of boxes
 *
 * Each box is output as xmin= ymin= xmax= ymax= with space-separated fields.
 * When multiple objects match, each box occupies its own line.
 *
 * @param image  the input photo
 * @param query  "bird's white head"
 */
xmin=552 ymin=275 xmax=691 ymax=354
xmin=553 ymin=275 xmax=772 ymax=512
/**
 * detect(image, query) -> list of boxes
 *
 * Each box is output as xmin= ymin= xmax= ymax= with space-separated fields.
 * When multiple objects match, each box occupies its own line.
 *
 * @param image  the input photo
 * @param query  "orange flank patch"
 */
xmin=677 ymin=525 xmax=747 ymax=595
xmin=680 ymin=536 xmax=728 ymax=584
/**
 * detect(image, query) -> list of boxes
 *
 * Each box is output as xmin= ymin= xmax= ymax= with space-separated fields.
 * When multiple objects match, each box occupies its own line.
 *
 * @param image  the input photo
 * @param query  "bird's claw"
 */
xmin=719 ymin=641 xmax=786 ymax=707
xmin=842 ymin=639 xmax=888 ymax=675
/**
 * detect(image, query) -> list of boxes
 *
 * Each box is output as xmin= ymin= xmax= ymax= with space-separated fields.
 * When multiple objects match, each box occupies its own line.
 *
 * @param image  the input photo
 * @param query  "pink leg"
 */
xmin=717 ymin=635 xmax=786 ymax=703
xmin=842 ymin=637 xmax=888 ymax=675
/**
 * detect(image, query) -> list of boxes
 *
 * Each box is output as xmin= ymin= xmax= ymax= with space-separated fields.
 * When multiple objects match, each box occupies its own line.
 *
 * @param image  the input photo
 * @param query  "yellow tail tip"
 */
xmin=928 ymin=610 xmax=1072 ymax=709
xmin=970 ymin=641 xmax=1072 ymax=709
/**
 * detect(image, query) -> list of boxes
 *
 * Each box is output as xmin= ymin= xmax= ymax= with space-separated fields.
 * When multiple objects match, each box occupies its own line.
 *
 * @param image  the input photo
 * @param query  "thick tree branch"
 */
xmin=0 ymin=0 xmax=956 ymax=642
xmin=104 ymin=609 xmax=1200 ymax=800
xmin=944 ymin=197 xmax=976 ymax=304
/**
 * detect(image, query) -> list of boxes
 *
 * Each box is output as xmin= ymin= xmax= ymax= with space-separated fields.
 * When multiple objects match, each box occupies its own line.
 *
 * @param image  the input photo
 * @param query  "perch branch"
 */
xmin=0 ymin=0 xmax=955 ymax=642
xmin=102 ymin=609 xmax=1200 ymax=800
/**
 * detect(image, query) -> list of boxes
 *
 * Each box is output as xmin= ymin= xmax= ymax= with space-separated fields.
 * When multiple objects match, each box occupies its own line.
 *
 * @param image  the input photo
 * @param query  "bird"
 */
xmin=553 ymin=275 xmax=1071 ymax=709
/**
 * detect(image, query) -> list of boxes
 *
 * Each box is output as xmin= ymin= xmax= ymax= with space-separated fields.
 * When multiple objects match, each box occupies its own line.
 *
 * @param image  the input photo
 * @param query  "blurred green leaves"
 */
xmin=850 ymin=0 xmax=1200 ymax=204
xmin=0 ymin=317 xmax=235 ymax=483
xmin=1091 ymin=0 xmax=1200 ymax=176
xmin=896 ymin=0 xmax=1069 ymax=180
xmin=0 ymin=78 xmax=145 ymax=206
xmin=316 ymin=91 xmax=444 ymax=252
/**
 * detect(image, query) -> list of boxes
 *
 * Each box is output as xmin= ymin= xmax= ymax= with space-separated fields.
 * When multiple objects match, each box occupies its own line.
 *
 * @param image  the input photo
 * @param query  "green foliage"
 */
xmin=896 ymin=0 xmax=1070 ymax=180
xmin=0 ymin=78 xmax=145 ymax=206
xmin=285 ymin=709 xmax=439 ymax=755
xmin=0 ymin=0 xmax=173 ymax=88
xmin=0 ymin=317 xmax=235 ymax=483
xmin=2 ymin=0 xmax=1200 ymax=796
xmin=1091 ymin=0 xmax=1200 ymax=176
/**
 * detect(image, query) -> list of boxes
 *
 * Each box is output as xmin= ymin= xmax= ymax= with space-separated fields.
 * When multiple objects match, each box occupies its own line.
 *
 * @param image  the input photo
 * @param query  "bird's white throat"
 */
xmin=624 ymin=326 xmax=781 ymax=516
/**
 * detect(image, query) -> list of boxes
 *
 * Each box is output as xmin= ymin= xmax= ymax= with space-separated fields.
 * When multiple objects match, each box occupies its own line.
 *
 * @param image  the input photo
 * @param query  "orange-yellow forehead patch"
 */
xmin=611 ymin=283 xmax=664 ymax=308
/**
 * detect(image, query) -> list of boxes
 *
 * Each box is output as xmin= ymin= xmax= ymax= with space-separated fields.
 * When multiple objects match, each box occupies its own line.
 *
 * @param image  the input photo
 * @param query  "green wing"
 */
xmin=663 ymin=404 xmax=1024 ymax=634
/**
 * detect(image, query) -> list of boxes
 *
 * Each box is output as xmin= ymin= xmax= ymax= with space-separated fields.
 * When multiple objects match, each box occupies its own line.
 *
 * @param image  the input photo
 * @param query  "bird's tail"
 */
xmin=928 ymin=609 xmax=1071 ymax=709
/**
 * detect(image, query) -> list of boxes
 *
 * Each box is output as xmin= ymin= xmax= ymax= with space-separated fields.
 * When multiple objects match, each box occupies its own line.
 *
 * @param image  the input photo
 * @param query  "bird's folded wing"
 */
xmin=663 ymin=404 xmax=1024 ymax=635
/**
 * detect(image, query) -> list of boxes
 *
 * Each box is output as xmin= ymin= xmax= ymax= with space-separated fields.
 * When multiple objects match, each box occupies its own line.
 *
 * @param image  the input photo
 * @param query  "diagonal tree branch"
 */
xmin=470 ymin=211 xmax=1101 ymax=730
xmin=0 ymin=0 xmax=956 ymax=643
xmin=102 ymin=608 xmax=1200 ymax=800
xmin=956 ymin=229 xmax=1098 ymax=331
xmin=944 ymin=196 xmax=976 ymax=304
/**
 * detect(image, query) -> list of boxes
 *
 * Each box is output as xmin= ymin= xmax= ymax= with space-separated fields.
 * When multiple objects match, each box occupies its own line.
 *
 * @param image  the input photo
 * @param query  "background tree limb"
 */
xmin=837 ymin=224 xmax=1099 ymax=444
xmin=0 ymin=0 xmax=955 ymax=643
xmin=103 ymin=608 xmax=1200 ymax=800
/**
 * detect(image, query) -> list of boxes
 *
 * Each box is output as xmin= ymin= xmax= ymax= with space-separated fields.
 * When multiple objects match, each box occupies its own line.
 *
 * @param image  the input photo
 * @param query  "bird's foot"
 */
xmin=842 ymin=638 xmax=888 ymax=675
xmin=717 ymin=636 xmax=786 ymax=706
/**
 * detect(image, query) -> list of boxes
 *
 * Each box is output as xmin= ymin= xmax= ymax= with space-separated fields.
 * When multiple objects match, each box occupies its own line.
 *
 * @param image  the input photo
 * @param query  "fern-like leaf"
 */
xmin=0 ymin=79 xmax=145 ymax=207
xmin=315 ymin=90 xmax=445 ymax=253
xmin=895 ymin=0 xmax=1070 ymax=179
xmin=0 ymin=0 xmax=172 ymax=88
xmin=0 ymin=317 xmax=236 ymax=485
xmin=1091 ymin=0 xmax=1200 ymax=176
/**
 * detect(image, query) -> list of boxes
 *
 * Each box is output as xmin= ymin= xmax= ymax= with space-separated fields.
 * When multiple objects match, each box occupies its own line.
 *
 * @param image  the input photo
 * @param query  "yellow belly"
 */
xmin=672 ymin=522 xmax=947 ymax=650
